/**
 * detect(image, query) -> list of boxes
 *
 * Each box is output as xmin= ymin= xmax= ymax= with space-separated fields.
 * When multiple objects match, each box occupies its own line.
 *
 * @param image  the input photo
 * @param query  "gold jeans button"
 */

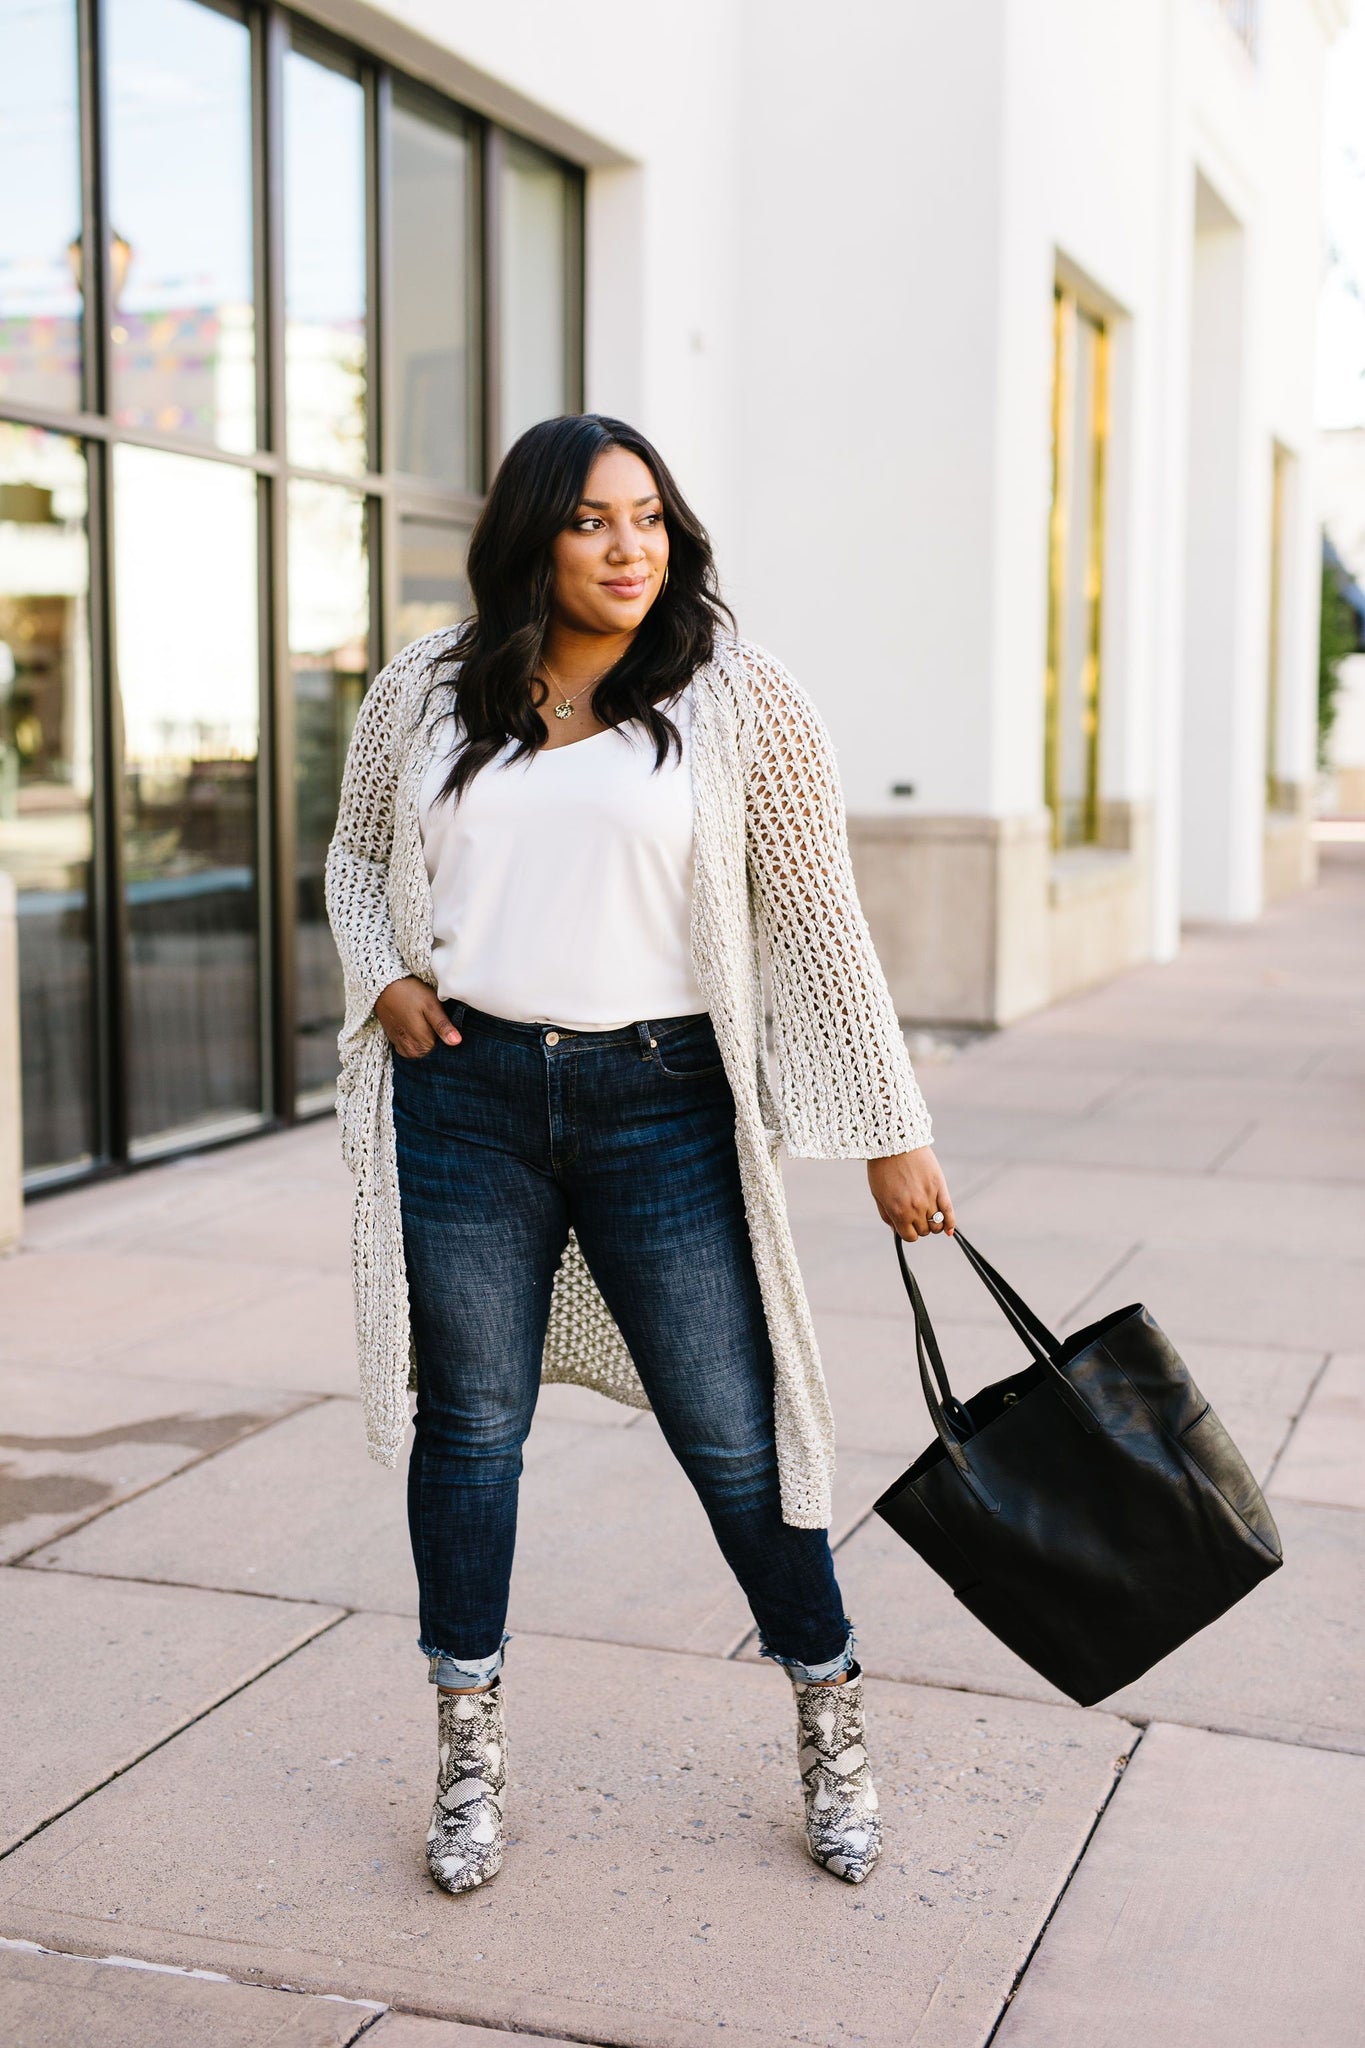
xmin=544 ymin=1030 xmax=560 ymax=1046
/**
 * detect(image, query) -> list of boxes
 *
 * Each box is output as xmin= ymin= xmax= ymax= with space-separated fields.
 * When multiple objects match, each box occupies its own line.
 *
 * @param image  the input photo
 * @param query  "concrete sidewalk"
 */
xmin=1 ymin=841 xmax=1362 ymax=2048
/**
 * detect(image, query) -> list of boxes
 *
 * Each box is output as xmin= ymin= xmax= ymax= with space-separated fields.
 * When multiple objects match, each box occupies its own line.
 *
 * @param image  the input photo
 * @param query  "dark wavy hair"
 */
xmin=423 ymin=413 xmax=734 ymax=799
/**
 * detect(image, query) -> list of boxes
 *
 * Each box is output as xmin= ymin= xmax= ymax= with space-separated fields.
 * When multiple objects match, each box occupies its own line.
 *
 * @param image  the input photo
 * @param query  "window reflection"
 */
xmin=1044 ymin=289 xmax=1108 ymax=849
xmin=114 ymin=445 xmax=260 ymax=1147
xmin=107 ymin=0 xmax=256 ymax=453
xmin=391 ymin=91 xmax=476 ymax=488
xmin=0 ymin=0 xmax=83 ymax=414
xmin=284 ymin=42 xmax=367 ymax=476
xmin=289 ymin=480 xmax=368 ymax=1104
xmin=500 ymin=137 xmax=575 ymax=452
xmin=0 ymin=424 xmax=95 ymax=1176
xmin=396 ymin=516 xmax=469 ymax=652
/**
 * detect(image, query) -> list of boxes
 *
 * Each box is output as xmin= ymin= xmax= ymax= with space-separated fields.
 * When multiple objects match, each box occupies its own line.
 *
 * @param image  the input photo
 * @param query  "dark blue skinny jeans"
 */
xmin=392 ymin=1000 xmax=853 ymax=1690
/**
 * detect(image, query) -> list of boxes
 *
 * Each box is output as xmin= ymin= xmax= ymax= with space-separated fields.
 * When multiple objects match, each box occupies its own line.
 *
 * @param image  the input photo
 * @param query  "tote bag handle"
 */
xmin=894 ymin=1228 xmax=1101 ymax=1455
xmin=894 ymin=1235 xmax=1001 ymax=1512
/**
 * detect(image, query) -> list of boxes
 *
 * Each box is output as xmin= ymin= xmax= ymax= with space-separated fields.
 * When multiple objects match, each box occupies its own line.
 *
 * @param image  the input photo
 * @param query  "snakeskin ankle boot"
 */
xmin=792 ymin=1663 xmax=882 ymax=1883
xmin=425 ymin=1680 xmax=506 ymax=1894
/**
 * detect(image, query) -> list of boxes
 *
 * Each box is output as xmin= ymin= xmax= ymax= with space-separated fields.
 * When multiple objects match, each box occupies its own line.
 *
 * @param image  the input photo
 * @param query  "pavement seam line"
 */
xmin=1258 ymin=1348 xmax=1334 ymax=1496
xmin=1205 ymin=1118 xmax=1260 ymax=1174
xmin=0 ymin=1607 xmax=352 ymax=1863
xmin=978 ymin=1723 xmax=1147 ymax=2047
xmin=0 ymin=1935 xmax=390 ymax=2033
xmin=3 ymin=1393 xmax=333 ymax=1567
xmin=1056 ymin=1239 xmax=1144 ymax=1328
xmin=6 ymin=1557 xmax=353 ymax=1611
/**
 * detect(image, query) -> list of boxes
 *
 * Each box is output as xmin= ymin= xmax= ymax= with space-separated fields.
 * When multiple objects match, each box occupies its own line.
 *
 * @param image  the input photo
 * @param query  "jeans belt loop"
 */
xmin=450 ymin=998 xmax=467 ymax=1031
xmin=635 ymin=1019 xmax=653 ymax=1061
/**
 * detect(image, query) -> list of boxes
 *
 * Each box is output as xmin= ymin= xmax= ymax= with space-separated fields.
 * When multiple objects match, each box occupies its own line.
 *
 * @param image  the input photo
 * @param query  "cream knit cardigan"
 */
xmin=325 ymin=628 xmax=932 ymax=1528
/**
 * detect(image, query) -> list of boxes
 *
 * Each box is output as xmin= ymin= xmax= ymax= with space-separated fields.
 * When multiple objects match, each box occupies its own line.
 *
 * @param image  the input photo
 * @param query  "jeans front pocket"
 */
xmin=650 ymin=1014 xmax=725 ymax=1080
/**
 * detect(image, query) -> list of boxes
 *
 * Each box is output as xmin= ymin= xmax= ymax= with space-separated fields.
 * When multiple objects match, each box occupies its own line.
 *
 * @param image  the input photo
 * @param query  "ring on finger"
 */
xmin=929 ymin=1210 xmax=945 ymax=1231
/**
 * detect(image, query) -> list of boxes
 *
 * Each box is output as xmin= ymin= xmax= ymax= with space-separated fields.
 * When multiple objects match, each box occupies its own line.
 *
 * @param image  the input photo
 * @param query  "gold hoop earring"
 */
xmin=662 ymin=564 xmax=670 ymax=591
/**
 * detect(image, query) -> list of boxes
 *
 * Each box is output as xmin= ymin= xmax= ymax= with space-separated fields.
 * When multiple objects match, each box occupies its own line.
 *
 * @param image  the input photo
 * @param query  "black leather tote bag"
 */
xmin=873 ymin=1230 xmax=1283 ymax=1706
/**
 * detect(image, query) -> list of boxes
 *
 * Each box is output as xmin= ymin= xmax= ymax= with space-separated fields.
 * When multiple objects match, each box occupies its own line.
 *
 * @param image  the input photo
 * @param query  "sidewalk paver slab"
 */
xmin=994 ymin=1722 xmax=1365 ymax=2048
xmin=824 ymin=1326 xmax=1318 ymax=1489
xmin=0 ymin=1615 xmax=1135 ymax=2048
xmin=959 ymin=1159 xmax=1365 ymax=1262
xmin=1014 ymin=1111 xmax=1255 ymax=1174
xmin=0 ymin=1941 xmax=380 ymax=2046
xmin=1270 ymin=1353 xmax=1365 ymax=1510
xmin=918 ymin=1060 xmax=1135 ymax=1117
xmin=792 ymin=1217 xmax=1134 ymax=1329
xmin=0 ymin=1365 xmax=312 ymax=1561
xmin=28 ymin=1399 xmax=898 ymax=1658
xmin=367 ymin=2017 xmax=576 ymax=2046
xmin=826 ymin=1497 xmax=1365 ymax=1751
xmin=0 ymin=1250 xmax=300 ymax=1369
xmin=83 ymin=1271 xmax=358 ymax=1396
xmin=1063 ymin=1240 xmax=1364 ymax=1354
xmin=815 ymin=1311 xmax=1026 ymax=1454
xmin=1215 ymin=1117 xmax=1365 ymax=1183
xmin=0 ymin=1568 xmax=340 ymax=1851
xmin=1091 ymin=1070 xmax=1365 ymax=1130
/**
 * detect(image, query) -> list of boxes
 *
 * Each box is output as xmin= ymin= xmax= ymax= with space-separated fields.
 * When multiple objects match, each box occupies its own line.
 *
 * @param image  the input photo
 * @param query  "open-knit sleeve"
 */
xmin=324 ymin=653 xmax=417 ymax=1056
xmin=736 ymin=641 xmax=933 ymax=1160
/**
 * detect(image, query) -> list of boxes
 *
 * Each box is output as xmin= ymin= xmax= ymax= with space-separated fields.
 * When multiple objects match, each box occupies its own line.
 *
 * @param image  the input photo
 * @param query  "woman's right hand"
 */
xmin=374 ymin=977 xmax=462 ymax=1060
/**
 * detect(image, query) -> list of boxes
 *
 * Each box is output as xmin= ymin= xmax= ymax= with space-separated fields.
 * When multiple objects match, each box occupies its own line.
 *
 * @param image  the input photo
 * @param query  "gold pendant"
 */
xmin=554 ymin=701 xmax=573 ymax=720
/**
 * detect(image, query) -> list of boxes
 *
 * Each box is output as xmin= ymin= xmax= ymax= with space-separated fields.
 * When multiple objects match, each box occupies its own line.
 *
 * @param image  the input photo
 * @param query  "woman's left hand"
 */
xmin=867 ymin=1146 xmax=955 ymax=1241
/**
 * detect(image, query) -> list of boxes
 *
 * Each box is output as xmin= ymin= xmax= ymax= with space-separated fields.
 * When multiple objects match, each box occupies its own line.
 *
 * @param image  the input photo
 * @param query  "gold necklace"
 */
xmin=542 ymin=661 xmax=607 ymax=721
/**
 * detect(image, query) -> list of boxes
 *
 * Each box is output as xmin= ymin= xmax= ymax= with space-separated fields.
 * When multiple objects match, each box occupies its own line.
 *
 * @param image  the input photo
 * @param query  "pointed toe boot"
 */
xmin=792 ymin=1664 xmax=882 ymax=1884
xmin=425 ymin=1680 xmax=507 ymax=1894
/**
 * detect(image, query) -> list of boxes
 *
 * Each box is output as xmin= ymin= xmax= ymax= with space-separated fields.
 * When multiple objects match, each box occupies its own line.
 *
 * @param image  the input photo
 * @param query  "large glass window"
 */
xmin=114 ymin=445 xmax=260 ymax=1150
xmin=395 ymin=515 xmax=470 ymax=652
xmin=289 ymin=481 xmax=367 ymax=1106
xmin=500 ymin=137 xmax=579 ymax=452
xmin=284 ymin=41 xmax=367 ymax=477
xmin=0 ymin=0 xmax=83 ymax=415
xmin=3 ymin=6 xmax=582 ymax=1184
xmin=107 ymin=0 xmax=257 ymax=453
xmin=0 ymin=423 xmax=94 ymax=1176
xmin=1044 ymin=285 xmax=1108 ymax=849
xmin=391 ymin=90 xmax=477 ymax=488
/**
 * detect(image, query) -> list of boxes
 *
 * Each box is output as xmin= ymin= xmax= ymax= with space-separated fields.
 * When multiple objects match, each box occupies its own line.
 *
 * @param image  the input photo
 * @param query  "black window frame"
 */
xmin=0 ymin=0 xmax=586 ymax=1189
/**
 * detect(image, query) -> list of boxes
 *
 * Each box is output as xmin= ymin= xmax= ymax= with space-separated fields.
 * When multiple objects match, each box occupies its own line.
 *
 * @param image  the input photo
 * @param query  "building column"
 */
xmin=1180 ymin=172 xmax=1265 ymax=922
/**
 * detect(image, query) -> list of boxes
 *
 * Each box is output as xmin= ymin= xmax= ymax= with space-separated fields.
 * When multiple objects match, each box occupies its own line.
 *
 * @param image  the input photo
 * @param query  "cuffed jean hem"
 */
xmin=757 ymin=1622 xmax=857 ymax=1685
xmin=421 ymin=1631 xmax=511 ymax=1689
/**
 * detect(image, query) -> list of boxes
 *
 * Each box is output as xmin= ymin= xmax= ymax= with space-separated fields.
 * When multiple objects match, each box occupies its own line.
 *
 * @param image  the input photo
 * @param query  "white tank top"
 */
xmin=417 ymin=688 xmax=709 ymax=1030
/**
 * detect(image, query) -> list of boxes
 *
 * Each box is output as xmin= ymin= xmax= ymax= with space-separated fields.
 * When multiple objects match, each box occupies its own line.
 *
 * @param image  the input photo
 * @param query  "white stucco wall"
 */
xmin=303 ymin=0 xmax=1338 ymax=948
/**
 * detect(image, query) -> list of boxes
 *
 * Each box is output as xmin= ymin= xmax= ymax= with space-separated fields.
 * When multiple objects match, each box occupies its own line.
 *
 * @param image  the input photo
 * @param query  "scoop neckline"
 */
xmin=535 ymin=721 xmax=622 ymax=756
xmin=531 ymin=686 xmax=692 ymax=758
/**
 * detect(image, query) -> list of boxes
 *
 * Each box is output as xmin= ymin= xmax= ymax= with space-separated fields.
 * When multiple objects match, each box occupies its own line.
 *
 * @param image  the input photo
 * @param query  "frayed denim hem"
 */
xmin=421 ymin=1630 xmax=510 ymax=1689
xmin=757 ymin=1621 xmax=857 ymax=1685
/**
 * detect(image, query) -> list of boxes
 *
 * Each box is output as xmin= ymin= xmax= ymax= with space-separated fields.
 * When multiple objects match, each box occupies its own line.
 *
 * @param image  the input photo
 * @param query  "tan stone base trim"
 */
xmin=848 ymin=804 xmax=1154 ymax=1027
xmin=1264 ymin=782 xmax=1320 ymax=904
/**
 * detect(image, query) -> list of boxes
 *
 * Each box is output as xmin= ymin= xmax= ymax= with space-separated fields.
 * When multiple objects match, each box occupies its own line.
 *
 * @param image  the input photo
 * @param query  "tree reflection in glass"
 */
xmin=107 ymin=0 xmax=256 ymax=453
xmin=0 ymin=0 xmax=83 ymax=415
xmin=284 ymin=41 xmax=367 ymax=477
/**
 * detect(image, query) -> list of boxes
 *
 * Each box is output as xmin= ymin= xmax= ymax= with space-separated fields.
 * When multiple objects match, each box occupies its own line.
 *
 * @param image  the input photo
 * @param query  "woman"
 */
xmin=326 ymin=414 xmax=954 ymax=1897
